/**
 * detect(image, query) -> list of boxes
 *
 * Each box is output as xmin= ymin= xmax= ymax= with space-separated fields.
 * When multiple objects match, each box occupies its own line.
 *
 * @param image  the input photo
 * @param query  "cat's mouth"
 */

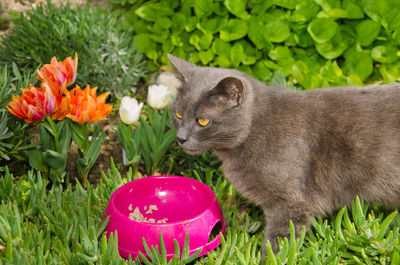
xmin=178 ymin=143 xmax=204 ymax=154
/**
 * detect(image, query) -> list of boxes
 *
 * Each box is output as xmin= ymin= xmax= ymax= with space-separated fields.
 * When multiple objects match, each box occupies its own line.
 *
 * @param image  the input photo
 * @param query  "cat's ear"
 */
xmin=168 ymin=54 xmax=196 ymax=82
xmin=210 ymin=77 xmax=244 ymax=108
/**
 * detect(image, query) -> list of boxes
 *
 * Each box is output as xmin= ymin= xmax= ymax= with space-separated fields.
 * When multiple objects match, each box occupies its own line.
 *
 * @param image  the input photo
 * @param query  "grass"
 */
xmin=0 ymin=157 xmax=399 ymax=264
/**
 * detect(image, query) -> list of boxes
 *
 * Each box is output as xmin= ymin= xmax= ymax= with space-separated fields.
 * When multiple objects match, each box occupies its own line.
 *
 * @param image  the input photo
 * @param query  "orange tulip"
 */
xmin=7 ymin=82 xmax=68 ymax=123
xmin=37 ymin=53 xmax=78 ymax=88
xmin=65 ymin=85 xmax=112 ymax=124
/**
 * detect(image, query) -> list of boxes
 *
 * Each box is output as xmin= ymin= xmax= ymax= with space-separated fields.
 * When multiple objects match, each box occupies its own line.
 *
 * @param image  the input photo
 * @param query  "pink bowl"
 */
xmin=104 ymin=175 xmax=225 ymax=260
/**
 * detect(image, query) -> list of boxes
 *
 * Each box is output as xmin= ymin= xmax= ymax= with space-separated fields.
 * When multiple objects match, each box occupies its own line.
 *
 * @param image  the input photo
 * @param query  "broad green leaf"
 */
xmin=214 ymin=55 xmax=232 ymax=68
xmin=371 ymin=45 xmax=400 ymax=63
xmin=133 ymin=33 xmax=157 ymax=53
xmin=200 ymin=33 xmax=213 ymax=50
xmin=274 ymin=0 xmax=297 ymax=9
xmin=264 ymin=20 xmax=291 ymax=43
xmin=135 ymin=3 xmax=173 ymax=22
xmin=213 ymin=1 xmax=230 ymax=16
xmin=291 ymin=2 xmax=320 ymax=22
xmin=162 ymin=39 xmax=174 ymax=53
xmin=171 ymin=13 xmax=186 ymax=33
xmin=220 ymin=19 xmax=248 ymax=42
xmin=198 ymin=16 xmax=229 ymax=34
xmin=343 ymin=2 xmax=364 ymax=19
xmin=343 ymin=47 xmax=373 ymax=81
xmin=194 ymin=0 xmax=213 ymax=18
xmin=356 ymin=19 xmax=380 ymax=47
xmin=248 ymin=17 xmax=270 ymax=49
xmin=230 ymin=42 xmax=245 ymax=67
xmin=224 ymin=0 xmax=250 ymax=19
xmin=43 ymin=150 xmax=65 ymax=169
xmin=212 ymin=38 xmax=231 ymax=57
xmin=185 ymin=17 xmax=198 ymax=32
xmin=307 ymin=18 xmax=338 ymax=43
xmin=24 ymin=149 xmax=47 ymax=172
xmin=189 ymin=33 xmax=201 ymax=50
xmin=254 ymin=60 xmax=272 ymax=82
xmin=156 ymin=16 xmax=172 ymax=29
xmin=294 ymin=27 xmax=313 ymax=48
xmin=363 ymin=0 xmax=390 ymax=22
xmin=315 ymin=30 xmax=349 ymax=59
xmin=199 ymin=49 xmax=215 ymax=65
xmin=268 ymin=46 xmax=292 ymax=61
xmin=380 ymin=62 xmax=400 ymax=82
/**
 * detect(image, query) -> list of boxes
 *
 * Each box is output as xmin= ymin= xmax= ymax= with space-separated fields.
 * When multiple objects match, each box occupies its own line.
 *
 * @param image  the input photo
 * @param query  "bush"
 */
xmin=114 ymin=0 xmax=400 ymax=89
xmin=0 ymin=0 xmax=147 ymax=97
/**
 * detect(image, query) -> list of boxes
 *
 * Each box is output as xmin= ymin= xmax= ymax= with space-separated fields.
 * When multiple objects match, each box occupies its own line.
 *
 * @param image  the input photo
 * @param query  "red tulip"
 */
xmin=7 ymin=82 xmax=68 ymax=123
xmin=37 ymin=53 xmax=78 ymax=88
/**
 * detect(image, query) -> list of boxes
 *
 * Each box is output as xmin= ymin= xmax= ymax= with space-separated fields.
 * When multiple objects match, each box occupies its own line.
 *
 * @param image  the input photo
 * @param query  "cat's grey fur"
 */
xmin=168 ymin=54 xmax=400 ymax=253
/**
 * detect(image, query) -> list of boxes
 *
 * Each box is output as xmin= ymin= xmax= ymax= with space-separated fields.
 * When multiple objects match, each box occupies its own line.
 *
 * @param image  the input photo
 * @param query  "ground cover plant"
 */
xmin=0 ymin=0 xmax=400 ymax=264
xmin=113 ymin=0 xmax=400 ymax=89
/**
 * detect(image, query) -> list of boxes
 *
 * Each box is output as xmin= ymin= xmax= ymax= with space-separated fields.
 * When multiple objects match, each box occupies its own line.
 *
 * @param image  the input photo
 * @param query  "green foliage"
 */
xmin=0 ymin=64 xmax=34 ymax=166
xmin=0 ymin=0 xmax=147 ymax=97
xmin=1 ymin=158 xmax=400 ymax=264
xmin=115 ymin=0 xmax=400 ymax=89
xmin=117 ymin=107 xmax=176 ymax=175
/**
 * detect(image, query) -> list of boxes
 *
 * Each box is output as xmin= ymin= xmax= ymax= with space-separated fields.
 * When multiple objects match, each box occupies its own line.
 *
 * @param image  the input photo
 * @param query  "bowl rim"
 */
xmin=108 ymin=175 xmax=219 ymax=226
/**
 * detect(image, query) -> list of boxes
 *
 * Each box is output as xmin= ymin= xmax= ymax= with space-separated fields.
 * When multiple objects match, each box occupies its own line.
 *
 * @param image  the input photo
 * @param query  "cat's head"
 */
xmin=168 ymin=54 xmax=254 ymax=154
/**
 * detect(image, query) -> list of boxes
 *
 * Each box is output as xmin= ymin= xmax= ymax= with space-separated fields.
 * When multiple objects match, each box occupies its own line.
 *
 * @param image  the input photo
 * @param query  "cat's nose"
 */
xmin=177 ymin=136 xmax=188 ymax=144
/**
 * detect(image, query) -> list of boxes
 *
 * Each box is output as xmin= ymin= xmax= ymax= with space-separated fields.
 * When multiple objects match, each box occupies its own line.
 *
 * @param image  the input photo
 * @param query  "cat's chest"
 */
xmin=219 ymin=153 xmax=267 ymax=203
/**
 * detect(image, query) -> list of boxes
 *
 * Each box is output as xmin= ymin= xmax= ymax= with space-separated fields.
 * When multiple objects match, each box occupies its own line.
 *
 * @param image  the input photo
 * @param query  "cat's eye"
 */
xmin=197 ymin=118 xmax=210 ymax=127
xmin=175 ymin=112 xmax=183 ymax=119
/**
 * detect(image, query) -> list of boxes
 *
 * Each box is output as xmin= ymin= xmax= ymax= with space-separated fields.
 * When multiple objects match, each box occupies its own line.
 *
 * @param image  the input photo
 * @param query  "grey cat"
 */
xmin=167 ymin=54 xmax=400 ymax=253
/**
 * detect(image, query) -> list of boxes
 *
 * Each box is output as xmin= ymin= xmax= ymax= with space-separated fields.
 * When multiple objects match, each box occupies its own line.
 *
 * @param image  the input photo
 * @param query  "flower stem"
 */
xmin=46 ymin=116 xmax=60 ymax=153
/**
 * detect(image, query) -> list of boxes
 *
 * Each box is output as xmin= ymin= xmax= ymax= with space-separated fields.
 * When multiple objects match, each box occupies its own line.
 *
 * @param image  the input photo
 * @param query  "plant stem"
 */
xmin=46 ymin=116 xmax=60 ymax=153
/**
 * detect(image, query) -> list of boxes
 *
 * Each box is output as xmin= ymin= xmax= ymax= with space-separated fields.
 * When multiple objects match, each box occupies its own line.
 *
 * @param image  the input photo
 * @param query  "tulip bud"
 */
xmin=147 ymin=84 xmax=172 ymax=109
xmin=156 ymin=72 xmax=181 ymax=96
xmin=119 ymin=96 xmax=143 ymax=124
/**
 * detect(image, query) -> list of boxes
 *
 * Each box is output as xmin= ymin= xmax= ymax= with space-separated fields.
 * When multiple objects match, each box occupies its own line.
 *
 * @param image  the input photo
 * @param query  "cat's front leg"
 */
xmin=261 ymin=203 xmax=313 ymax=256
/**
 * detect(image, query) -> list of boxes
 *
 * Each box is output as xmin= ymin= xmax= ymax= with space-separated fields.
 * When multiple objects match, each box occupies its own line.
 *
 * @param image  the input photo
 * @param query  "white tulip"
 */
xmin=119 ymin=96 xmax=143 ymax=124
xmin=156 ymin=72 xmax=181 ymax=96
xmin=147 ymin=84 xmax=172 ymax=109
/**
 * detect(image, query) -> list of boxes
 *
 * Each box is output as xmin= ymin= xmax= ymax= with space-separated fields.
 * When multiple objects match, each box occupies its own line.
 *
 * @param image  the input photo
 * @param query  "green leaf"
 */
xmin=380 ymin=62 xmax=400 ymax=82
xmin=224 ymin=0 xmax=250 ymax=19
xmin=308 ymin=18 xmax=338 ymax=43
xmin=264 ymin=20 xmax=291 ymax=43
xmin=199 ymin=49 xmax=215 ymax=65
xmin=343 ymin=2 xmax=364 ymax=19
xmin=315 ymin=30 xmax=350 ymax=59
xmin=171 ymin=13 xmax=186 ymax=33
xmin=135 ymin=3 xmax=173 ymax=22
xmin=274 ymin=0 xmax=297 ymax=9
xmin=212 ymin=38 xmax=231 ymax=57
xmin=343 ymin=47 xmax=373 ymax=81
xmin=43 ymin=149 xmax=66 ymax=169
xmin=214 ymin=55 xmax=232 ymax=67
xmin=198 ymin=16 xmax=228 ymax=34
xmin=356 ymin=19 xmax=381 ymax=47
xmin=194 ymin=0 xmax=214 ymax=18
xmin=200 ymin=33 xmax=213 ymax=50
xmin=371 ymin=45 xmax=400 ymax=63
xmin=24 ymin=149 xmax=47 ymax=172
xmin=291 ymin=2 xmax=320 ymax=22
xmin=230 ymin=42 xmax=245 ymax=67
xmin=248 ymin=17 xmax=270 ymax=49
xmin=133 ymin=33 xmax=157 ymax=53
xmin=220 ymin=19 xmax=248 ymax=42
xmin=254 ymin=60 xmax=272 ymax=82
